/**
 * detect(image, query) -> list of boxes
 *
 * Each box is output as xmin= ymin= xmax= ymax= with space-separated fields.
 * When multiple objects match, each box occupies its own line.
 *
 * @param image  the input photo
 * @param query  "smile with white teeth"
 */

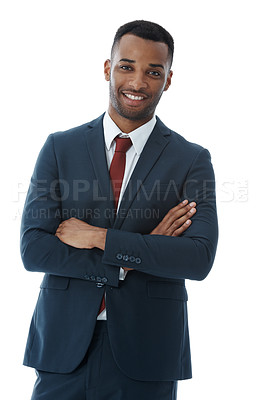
xmin=124 ymin=93 xmax=145 ymax=101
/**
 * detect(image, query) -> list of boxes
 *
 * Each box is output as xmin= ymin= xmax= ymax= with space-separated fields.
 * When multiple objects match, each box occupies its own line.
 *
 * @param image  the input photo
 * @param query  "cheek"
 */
xmin=151 ymin=85 xmax=165 ymax=101
xmin=111 ymin=69 xmax=130 ymax=89
xmin=109 ymin=73 xmax=119 ymax=91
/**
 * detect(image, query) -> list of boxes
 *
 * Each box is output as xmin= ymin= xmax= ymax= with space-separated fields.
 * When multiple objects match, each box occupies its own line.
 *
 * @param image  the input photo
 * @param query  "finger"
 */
xmin=187 ymin=206 xmax=197 ymax=217
xmin=162 ymin=202 xmax=196 ymax=229
xmin=171 ymin=202 xmax=196 ymax=222
xmin=57 ymin=222 xmax=65 ymax=229
xmin=150 ymin=201 xmax=196 ymax=235
xmin=172 ymin=219 xmax=192 ymax=237
xmin=176 ymin=199 xmax=189 ymax=208
xmin=167 ymin=207 xmax=196 ymax=234
xmin=55 ymin=234 xmax=66 ymax=244
xmin=162 ymin=200 xmax=189 ymax=220
xmin=174 ymin=200 xmax=196 ymax=212
xmin=167 ymin=201 xmax=196 ymax=219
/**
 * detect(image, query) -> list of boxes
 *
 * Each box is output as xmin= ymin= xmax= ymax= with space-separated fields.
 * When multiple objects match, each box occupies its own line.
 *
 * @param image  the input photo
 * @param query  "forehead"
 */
xmin=113 ymin=34 xmax=169 ymax=66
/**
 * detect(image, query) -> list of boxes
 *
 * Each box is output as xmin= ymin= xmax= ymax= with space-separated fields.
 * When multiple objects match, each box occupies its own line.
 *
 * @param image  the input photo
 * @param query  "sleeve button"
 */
xmin=116 ymin=253 xmax=123 ymax=260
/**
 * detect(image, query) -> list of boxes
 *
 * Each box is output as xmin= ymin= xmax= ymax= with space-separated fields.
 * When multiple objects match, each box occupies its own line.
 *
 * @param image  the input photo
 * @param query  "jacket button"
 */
xmin=135 ymin=257 xmax=141 ymax=264
xmin=116 ymin=253 xmax=123 ymax=260
xmin=123 ymin=255 xmax=129 ymax=261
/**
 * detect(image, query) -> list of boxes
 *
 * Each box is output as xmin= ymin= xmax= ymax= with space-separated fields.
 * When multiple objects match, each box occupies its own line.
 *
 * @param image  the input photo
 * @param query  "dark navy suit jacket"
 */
xmin=20 ymin=114 xmax=218 ymax=381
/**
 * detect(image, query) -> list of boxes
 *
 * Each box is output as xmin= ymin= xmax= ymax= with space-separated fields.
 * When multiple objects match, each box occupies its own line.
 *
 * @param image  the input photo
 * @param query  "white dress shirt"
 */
xmin=97 ymin=111 xmax=157 ymax=320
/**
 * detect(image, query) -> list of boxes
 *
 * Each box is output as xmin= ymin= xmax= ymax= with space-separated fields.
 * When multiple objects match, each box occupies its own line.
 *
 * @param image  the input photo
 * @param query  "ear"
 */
xmin=164 ymin=70 xmax=173 ymax=92
xmin=104 ymin=59 xmax=111 ymax=81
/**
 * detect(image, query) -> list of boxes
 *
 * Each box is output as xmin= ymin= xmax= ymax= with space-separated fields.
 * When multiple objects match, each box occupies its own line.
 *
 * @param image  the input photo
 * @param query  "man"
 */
xmin=21 ymin=20 xmax=218 ymax=400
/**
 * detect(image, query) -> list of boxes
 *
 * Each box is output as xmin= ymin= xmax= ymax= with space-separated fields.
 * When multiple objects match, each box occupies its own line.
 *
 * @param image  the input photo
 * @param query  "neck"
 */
xmin=108 ymin=107 xmax=153 ymax=133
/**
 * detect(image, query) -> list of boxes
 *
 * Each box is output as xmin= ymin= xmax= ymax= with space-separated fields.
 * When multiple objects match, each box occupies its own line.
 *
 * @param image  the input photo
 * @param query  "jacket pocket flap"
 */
xmin=147 ymin=281 xmax=188 ymax=301
xmin=40 ymin=274 xmax=70 ymax=290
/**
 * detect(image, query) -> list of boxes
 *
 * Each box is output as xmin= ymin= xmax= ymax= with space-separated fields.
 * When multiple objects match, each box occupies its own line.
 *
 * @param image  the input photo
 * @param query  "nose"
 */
xmin=128 ymin=71 xmax=148 ymax=91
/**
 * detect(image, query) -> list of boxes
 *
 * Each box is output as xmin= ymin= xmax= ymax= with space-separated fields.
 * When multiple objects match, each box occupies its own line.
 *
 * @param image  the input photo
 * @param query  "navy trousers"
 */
xmin=31 ymin=321 xmax=178 ymax=400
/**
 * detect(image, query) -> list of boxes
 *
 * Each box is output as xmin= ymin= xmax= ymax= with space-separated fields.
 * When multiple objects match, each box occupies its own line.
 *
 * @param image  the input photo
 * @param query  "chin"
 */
xmin=116 ymin=105 xmax=154 ymax=122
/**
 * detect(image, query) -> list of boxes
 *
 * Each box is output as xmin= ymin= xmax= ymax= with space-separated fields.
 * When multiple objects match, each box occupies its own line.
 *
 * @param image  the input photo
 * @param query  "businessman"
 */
xmin=21 ymin=20 xmax=218 ymax=400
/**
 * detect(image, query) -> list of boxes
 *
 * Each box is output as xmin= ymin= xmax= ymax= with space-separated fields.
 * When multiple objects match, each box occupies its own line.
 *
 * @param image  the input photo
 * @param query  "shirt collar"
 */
xmin=103 ymin=111 xmax=157 ymax=156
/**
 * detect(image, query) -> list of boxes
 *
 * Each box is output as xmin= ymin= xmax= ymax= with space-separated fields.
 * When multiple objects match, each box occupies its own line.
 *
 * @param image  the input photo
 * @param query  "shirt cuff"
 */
xmin=119 ymin=267 xmax=128 ymax=281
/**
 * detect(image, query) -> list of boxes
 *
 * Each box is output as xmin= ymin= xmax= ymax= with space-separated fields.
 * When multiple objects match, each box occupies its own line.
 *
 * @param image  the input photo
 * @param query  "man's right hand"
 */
xmin=150 ymin=199 xmax=196 ymax=237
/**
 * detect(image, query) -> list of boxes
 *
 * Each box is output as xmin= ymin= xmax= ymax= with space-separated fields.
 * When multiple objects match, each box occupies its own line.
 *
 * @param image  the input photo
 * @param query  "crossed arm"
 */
xmin=55 ymin=199 xmax=197 ymax=271
xmin=21 ymin=135 xmax=217 ymax=282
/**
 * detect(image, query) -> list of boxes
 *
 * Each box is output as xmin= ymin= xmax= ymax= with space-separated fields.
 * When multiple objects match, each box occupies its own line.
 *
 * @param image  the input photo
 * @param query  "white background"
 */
xmin=1 ymin=0 xmax=260 ymax=399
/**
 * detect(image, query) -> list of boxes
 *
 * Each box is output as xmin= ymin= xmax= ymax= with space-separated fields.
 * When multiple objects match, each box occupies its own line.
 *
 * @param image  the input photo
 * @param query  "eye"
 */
xmin=148 ymin=71 xmax=161 ymax=77
xmin=119 ymin=65 xmax=132 ymax=71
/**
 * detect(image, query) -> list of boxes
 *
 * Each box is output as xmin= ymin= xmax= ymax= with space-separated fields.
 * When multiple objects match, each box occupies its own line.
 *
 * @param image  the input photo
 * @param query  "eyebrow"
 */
xmin=149 ymin=63 xmax=164 ymax=69
xmin=119 ymin=58 xmax=135 ymax=63
xmin=119 ymin=59 xmax=164 ymax=69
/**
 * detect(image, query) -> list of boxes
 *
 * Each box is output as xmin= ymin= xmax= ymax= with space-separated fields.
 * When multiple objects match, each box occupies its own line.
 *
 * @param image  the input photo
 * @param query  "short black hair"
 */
xmin=111 ymin=20 xmax=174 ymax=68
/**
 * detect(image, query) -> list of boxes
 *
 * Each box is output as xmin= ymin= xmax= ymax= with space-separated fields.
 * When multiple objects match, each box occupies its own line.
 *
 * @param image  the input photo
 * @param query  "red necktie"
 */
xmin=110 ymin=137 xmax=133 ymax=210
xmin=98 ymin=136 xmax=132 ymax=314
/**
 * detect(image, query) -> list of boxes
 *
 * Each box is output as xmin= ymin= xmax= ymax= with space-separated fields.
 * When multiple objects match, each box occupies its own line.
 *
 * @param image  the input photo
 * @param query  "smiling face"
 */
xmin=104 ymin=34 xmax=173 ymax=132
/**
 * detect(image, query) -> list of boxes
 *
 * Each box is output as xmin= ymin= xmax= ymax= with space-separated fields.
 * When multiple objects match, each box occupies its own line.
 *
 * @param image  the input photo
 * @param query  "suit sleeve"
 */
xmin=20 ymin=134 xmax=120 ymax=287
xmin=102 ymin=148 xmax=218 ymax=281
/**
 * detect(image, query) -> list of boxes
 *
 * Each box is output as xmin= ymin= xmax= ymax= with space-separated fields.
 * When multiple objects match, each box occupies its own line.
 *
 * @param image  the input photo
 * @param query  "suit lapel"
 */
xmin=113 ymin=118 xmax=171 ymax=230
xmin=83 ymin=114 xmax=115 ymax=226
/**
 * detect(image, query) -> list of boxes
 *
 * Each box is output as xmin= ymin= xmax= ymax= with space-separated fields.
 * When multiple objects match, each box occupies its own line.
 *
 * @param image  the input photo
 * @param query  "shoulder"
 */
xmin=50 ymin=114 xmax=104 ymax=145
xmin=155 ymin=117 xmax=213 ymax=174
xmin=157 ymin=117 xmax=206 ymax=153
xmin=157 ymin=118 xmax=211 ymax=169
